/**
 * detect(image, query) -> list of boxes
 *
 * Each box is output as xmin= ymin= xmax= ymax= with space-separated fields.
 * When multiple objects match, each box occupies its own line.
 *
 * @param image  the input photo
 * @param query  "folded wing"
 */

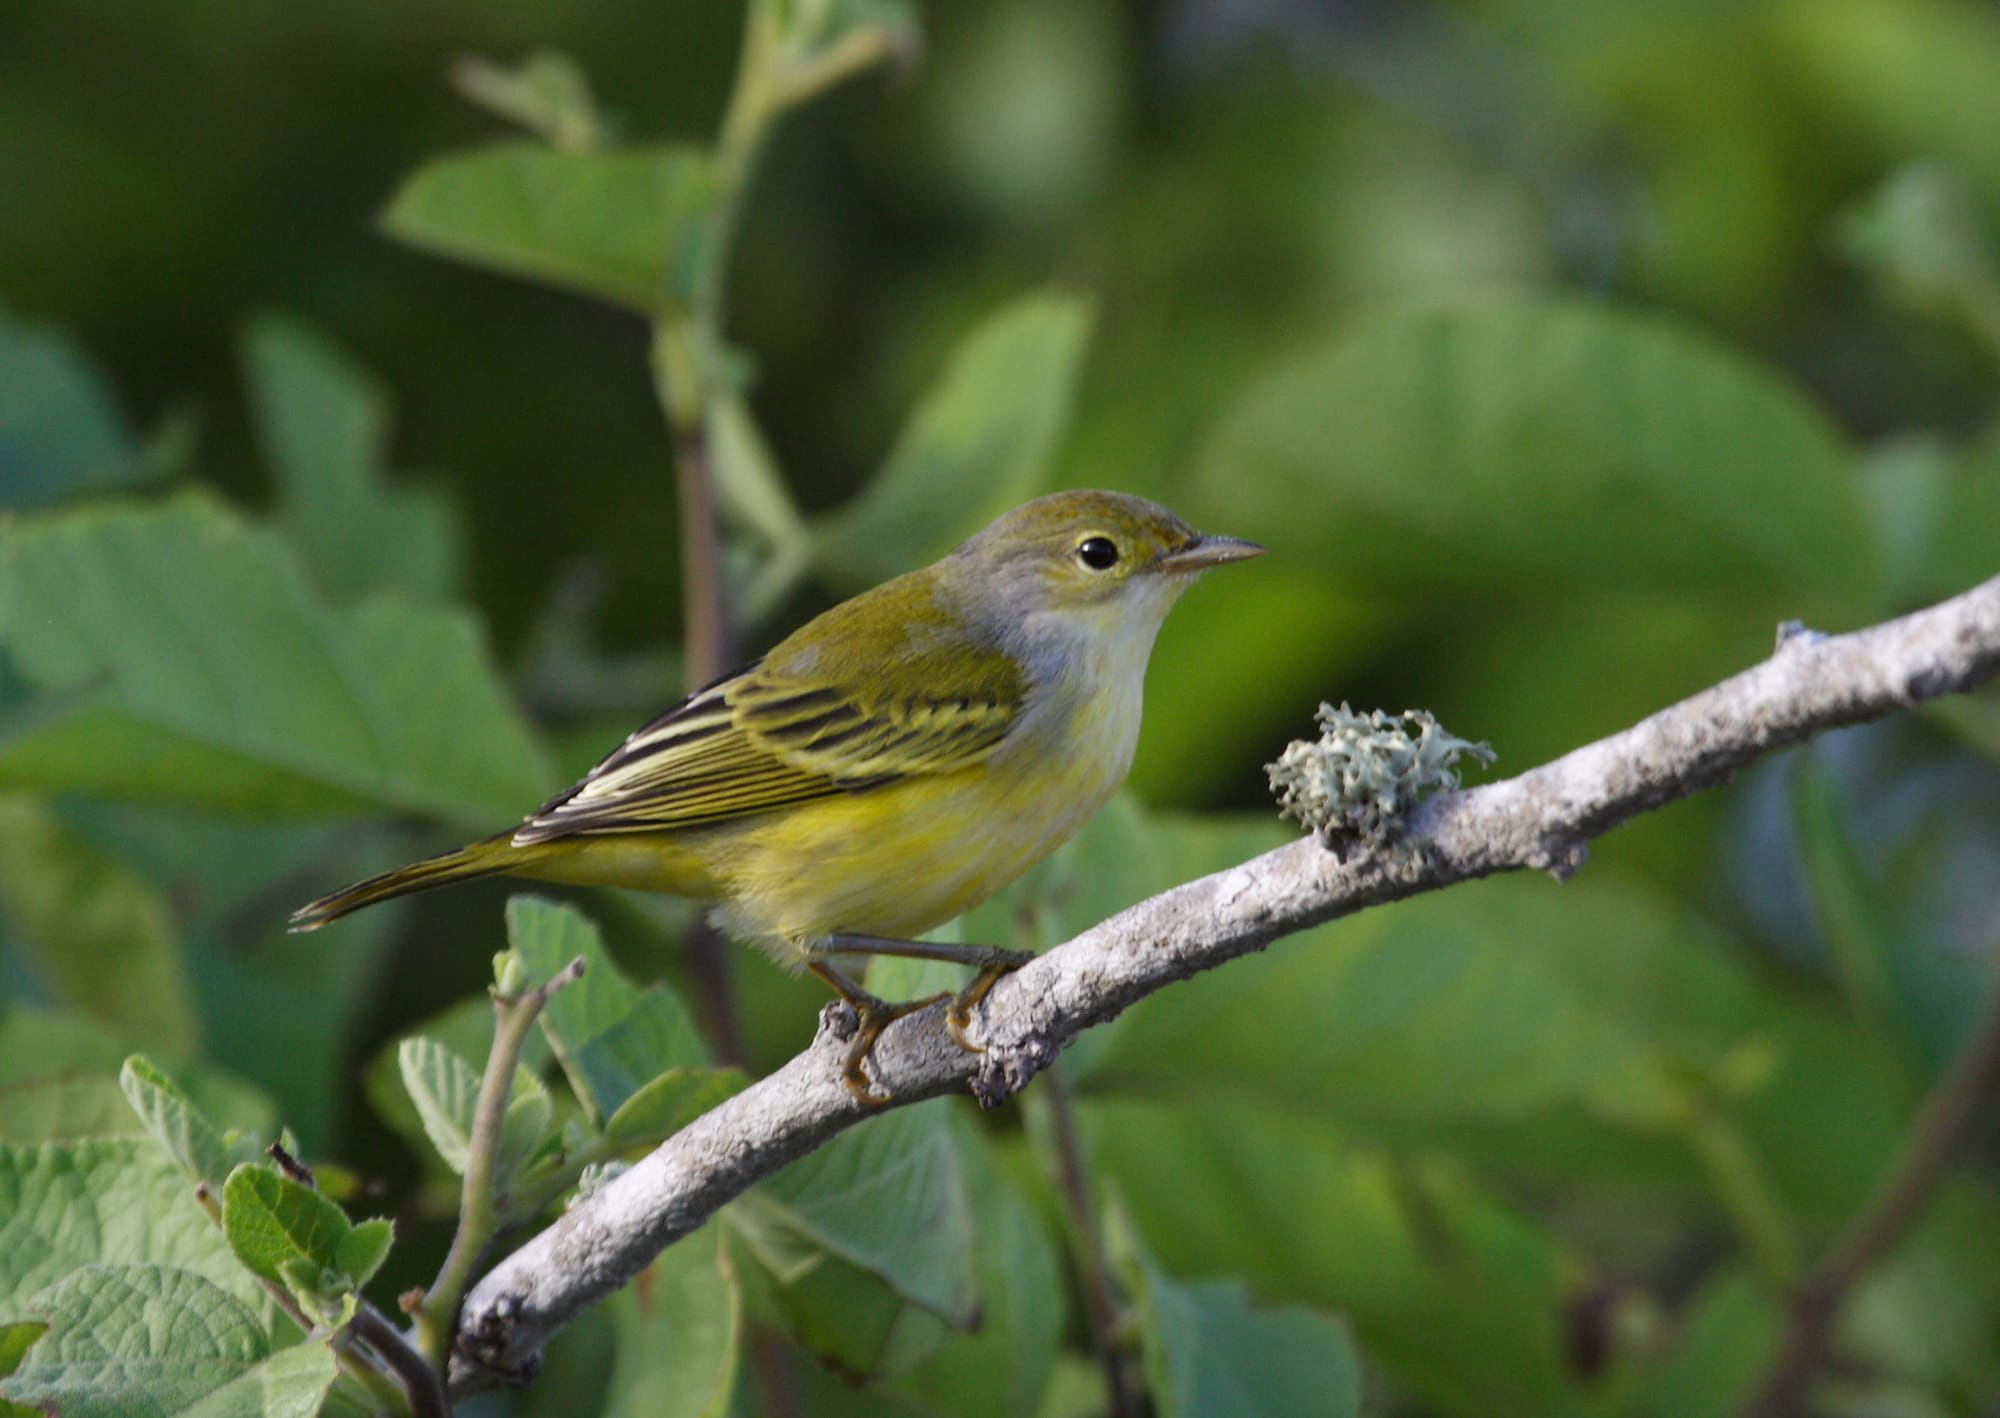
xmin=514 ymin=633 xmax=1024 ymax=844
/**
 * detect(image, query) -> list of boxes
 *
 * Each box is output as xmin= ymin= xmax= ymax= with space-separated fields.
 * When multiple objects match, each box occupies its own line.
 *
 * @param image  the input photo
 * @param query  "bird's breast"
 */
xmin=709 ymin=653 xmax=1147 ymax=955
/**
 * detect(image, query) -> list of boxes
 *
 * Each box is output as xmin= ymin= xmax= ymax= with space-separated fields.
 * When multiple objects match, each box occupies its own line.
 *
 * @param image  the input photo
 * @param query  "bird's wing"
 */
xmin=513 ymin=594 xmax=1025 ymax=844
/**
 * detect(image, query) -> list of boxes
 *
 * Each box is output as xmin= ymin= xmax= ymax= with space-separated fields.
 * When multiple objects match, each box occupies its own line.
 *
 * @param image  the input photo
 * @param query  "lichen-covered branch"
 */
xmin=450 ymin=573 xmax=2000 ymax=1395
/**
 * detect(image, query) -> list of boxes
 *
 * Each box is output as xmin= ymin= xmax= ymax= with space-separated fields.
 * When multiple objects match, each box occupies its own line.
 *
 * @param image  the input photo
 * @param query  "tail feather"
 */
xmin=289 ymin=833 xmax=524 ymax=932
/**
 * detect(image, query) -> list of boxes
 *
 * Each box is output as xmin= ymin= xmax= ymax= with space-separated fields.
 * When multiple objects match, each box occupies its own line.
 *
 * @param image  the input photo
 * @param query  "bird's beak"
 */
xmin=1154 ymin=533 xmax=1266 ymax=574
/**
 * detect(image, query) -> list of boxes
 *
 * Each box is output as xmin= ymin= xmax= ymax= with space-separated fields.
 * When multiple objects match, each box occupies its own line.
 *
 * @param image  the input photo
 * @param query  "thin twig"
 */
xmin=1739 ymin=970 xmax=2000 ymax=1417
xmin=353 ymin=1304 xmax=450 ymax=1418
xmin=1038 ymin=1066 xmax=1144 ymax=1418
xmin=447 ymin=574 xmax=2000 ymax=1393
xmin=414 ymin=957 xmax=586 ymax=1369
xmin=673 ymin=429 xmax=734 ymax=689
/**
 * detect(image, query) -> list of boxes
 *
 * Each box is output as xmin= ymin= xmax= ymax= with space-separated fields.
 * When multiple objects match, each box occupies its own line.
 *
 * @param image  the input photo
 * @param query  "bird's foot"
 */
xmin=841 ymin=990 xmax=949 ymax=1105
xmin=945 ymin=946 xmax=1036 ymax=1054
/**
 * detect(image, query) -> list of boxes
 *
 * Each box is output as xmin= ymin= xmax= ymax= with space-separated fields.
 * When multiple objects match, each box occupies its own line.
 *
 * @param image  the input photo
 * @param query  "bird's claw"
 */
xmin=840 ymin=990 xmax=948 ymax=1105
xmin=944 ymin=951 xmax=1034 ymax=1055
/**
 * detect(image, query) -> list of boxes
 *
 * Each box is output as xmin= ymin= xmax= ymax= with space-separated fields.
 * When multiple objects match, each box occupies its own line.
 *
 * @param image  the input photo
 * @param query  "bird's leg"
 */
xmin=819 ymin=933 xmax=1036 ymax=1056
xmin=808 ymin=960 xmax=947 ymax=1105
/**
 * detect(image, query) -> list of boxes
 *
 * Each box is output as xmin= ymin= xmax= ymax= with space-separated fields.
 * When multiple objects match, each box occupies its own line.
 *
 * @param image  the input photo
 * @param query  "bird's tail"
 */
xmin=289 ymin=832 xmax=529 ymax=932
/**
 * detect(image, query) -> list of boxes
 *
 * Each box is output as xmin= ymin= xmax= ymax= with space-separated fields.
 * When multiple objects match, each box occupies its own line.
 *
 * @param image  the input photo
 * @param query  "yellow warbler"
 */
xmin=292 ymin=490 xmax=1261 ymax=1097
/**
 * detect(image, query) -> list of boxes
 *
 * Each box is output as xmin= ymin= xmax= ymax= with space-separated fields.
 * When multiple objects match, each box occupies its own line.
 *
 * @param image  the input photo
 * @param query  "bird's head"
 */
xmin=948 ymin=489 xmax=1263 ymax=645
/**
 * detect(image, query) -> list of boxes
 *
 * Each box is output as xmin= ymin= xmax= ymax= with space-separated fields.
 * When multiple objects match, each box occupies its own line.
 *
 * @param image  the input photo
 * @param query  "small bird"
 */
xmin=292 ymin=490 xmax=1262 ymax=1098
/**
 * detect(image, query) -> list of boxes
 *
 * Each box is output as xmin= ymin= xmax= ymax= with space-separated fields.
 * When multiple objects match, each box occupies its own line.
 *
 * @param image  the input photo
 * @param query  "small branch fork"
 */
xmin=448 ymin=574 xmax=2000 ymax=1396
xmin=413 ymin=956 xmax=587 ymax=1376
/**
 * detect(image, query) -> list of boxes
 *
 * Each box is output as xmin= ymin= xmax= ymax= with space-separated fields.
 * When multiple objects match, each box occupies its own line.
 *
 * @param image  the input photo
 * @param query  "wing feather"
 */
xmin=512 ymin=596 xmax=1026 ymax=844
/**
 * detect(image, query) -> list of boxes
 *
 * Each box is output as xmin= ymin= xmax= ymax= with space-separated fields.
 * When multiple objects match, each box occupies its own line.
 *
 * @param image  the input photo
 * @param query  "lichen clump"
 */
xmin=1267 ymin=703 xmax=1496 ymax=840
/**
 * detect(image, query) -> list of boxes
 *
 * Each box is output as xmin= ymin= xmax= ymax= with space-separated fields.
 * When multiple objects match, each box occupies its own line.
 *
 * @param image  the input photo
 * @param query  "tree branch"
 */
xmin=450 ymin=573 xmax=2000 ymax=1395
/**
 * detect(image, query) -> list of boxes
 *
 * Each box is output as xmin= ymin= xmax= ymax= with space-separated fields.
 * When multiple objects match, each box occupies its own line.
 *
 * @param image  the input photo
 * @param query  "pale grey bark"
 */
xmin=451 ymin=573 xmax=2000 ymax=1395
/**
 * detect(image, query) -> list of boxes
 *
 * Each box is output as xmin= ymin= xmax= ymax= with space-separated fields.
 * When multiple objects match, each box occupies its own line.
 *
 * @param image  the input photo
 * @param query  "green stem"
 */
xmin=1683 ymin=1107 xmax=1800 ymax=1296
xmin=414 ymin=957 xmax=585 ymax=1369
xmin=352 ymin=1305 xmax=447 ymax=1418
xmin=1739 ymin=969 xmax=2000 ymax=1417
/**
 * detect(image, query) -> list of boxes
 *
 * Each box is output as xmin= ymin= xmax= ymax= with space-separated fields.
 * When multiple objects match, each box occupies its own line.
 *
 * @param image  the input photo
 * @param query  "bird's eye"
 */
xmin=1076 ymin=536 xmax=1120 ymax=571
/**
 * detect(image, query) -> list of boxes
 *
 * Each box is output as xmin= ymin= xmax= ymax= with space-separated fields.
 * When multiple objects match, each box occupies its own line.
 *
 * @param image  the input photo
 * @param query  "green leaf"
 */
xmin=0 ymin=305 xmax=142 ymax=510
xmin=0 ymin=1018 xmax=270 ymax=1151
xmin=508 ymin=895 xmax=709 ymax=1123
xmin=396 ymin=1038 xmax=481 ymax=1174
xmin=395 ymin=1037 xmax=550 ymax=1183
xmin=0 ymin=1265 xmax=335 ymax=1418
xmin=1789 ymin=758 xmax=1904 ymax=1054
xmin=176 ymin=1340 xmax=339 ymax=1418
xmin=603 ymin=1222 xmax=740 ymax=1418
xmin=741 ymin=1101 xmax=976 ymax=1325
xmin=885 ymin=1117 xmax=1067 ymax=1418
xmin=0 ymin=798 xmax=198 ymax=1057
xmin=0 ymin=1011 xmax=126 ymax=1088
xmin=602 ymin=1068 xmax=749 ymax=1151
xmin=219 ymin=1165 xmax=354 ymax=1288
xmin=815 ymin=293 xmax=1094 ymax=587
xmin=243 ymin=314 xmax=462 ymax=602
xmin=0 ymin=1139 xmax=264 ymax=1315
xmin=381 ymin=142 xmax=717 ymax=313
xmin=451 ymin=51 xmax=604 ymax=151
xmin=1077 ymin=872 xmax=1770 ymax=1146
xmin=0 ymin=1321 xmax=43 ymax=1378
xmin=0 ymin=491 xmax=550 ymax=826
xmin=1861 ymin=434 xmax=2000 ymax=611
xmin=1778 ymin=0 xmax=2000 ymax=217
xmin=0 ymin=1076 xmax=138 ymax=1146
xmin=119 ymin=1056 xmax=231 ymax=1186
xmin=332 ymin=1218 xmax=394 ymax=1291
xmin=1083 ymin=1099 xmax=1588 ymax=1416
xmin=363 ymin=993 xmax=554 ymax=1167
xmin=1840 ymin=1183 xmax=2000 ymax=1400
xmin=1186 ymin=296 xmax=1872 ymax=607
xmin=1626 ymin=1270 xmax=1775 ymax=1418
xmin=1111 ymin=1203 xmax=1361 ymax=1418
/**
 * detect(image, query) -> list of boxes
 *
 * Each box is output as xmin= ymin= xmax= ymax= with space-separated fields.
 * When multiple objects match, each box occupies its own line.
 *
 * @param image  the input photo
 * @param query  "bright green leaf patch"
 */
xmin=603 ymin=1222 xmax=740 ymax=1418
xmin=0 ymin=1077 xmax=138 ymax=1146
xmin=396 ymin=1036 xmax=551 ymax=1183
xmin=396 ymin=1037 xmax=483 ymax=1176
xmin=884 ymin=1116 xmax=1066 ymax=1418
xmin=1113 ymin=1204 xmax=1362 ymax=1418
xmin=0 ymin=492 xmax=550 ymax=825
xmin=219 ymin=1165 xmax=361 ymax=1290
xmin=0 ymin=1265 xmax=336 ymax=1418
xmin=815 ymin=293 xmax=1094 ymax=587
xmin=1188 ymin=296 xmax=1873 ymax=608
xmin=333 ymin=1218 xmax=394 ymax=1292
xmin=507 ymin=895 xmax=709 ymax=1122
xmin=0 ymin=1140 xmax=265 ymax=1314
xmin=603 ymin=1068 xmax=749 ymax=1151
xmin=244 ymin=315 xmax=462 ymax=603
xmin=120 ymin=1057 xmax=232 ymax=1186
xmin=363 ymin=992 xmax=556 ymax=1170
xmin=0 ymin=799 xmax=198 ymax=1057
xmin=744 ymin=1101 xmax=975 ymax=1325
xmin=381 ymin=141 xmax=717 ymax=313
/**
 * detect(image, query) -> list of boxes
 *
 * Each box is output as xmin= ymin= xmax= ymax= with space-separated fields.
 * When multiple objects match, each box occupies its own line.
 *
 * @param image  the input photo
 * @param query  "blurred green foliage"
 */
xmin=4 ymin=1 xmax=2000 ymax=1415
